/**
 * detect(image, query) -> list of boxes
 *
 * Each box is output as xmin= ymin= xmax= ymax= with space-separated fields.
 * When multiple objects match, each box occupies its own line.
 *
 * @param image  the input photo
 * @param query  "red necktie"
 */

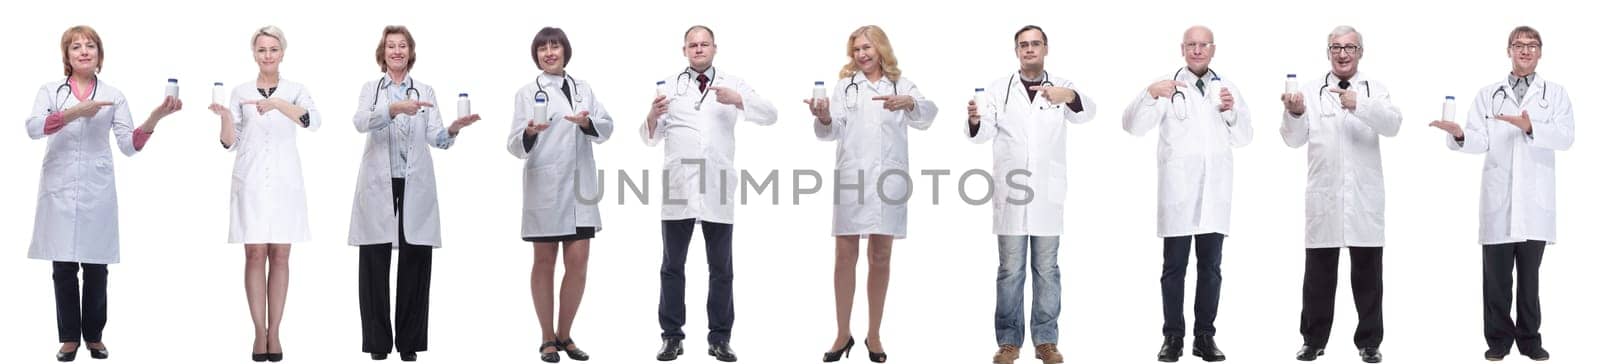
xmin=697 ymin=74 xmax=710 ymax=93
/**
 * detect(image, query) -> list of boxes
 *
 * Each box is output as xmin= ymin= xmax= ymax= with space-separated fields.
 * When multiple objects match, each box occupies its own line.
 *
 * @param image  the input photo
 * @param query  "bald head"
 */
xmin=1181 ymin=26 xmax=1216 ymax=74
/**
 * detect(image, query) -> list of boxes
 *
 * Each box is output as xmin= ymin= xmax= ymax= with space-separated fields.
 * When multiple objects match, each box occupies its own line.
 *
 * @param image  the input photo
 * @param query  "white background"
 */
xmin=1 ymin=0 xmax=1594 ymax=363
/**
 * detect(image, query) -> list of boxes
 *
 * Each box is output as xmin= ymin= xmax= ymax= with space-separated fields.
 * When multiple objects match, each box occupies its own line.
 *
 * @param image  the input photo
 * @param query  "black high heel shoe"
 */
xmin=865 ymin=339 xmax=887 ymax=363
xmin=560 ymin=338 xmax=589 ymax=361
xmin=56 ymin=345 xmax=80 ymax=362
xmin=540 ymin=341 xmax=562 ymax=363
xmin=251 ymin=353 xmax=268 ymax=362
xmin=86 ymin=343 xmax=109 ymax=360
xmin=822 ymin=337 xmax=854 ymax=362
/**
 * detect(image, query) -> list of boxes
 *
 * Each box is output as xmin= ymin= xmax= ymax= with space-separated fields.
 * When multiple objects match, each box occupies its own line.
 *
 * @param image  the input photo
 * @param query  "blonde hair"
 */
xmin=253 ymin=25 xmax=286 ymax=50
xmin=837 ymin=25 xmax=901 ymax=82
xmin=59 ymin=25 xmax=103 ymax=77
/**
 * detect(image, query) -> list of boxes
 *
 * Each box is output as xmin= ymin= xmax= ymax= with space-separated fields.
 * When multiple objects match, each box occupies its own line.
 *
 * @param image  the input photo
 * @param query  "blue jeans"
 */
xmin=995 ymin=235 xmax=1061 ymax=346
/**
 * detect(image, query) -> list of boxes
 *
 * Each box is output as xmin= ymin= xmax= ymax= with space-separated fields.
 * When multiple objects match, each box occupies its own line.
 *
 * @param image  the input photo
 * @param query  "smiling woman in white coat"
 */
xmin=966 ymin=25 xmax=1094 ymax=364
xmin=1426 ymin=26 xmax=1570 ymax=362
xmin=505 ymin=27 xmax=612 ymax=363
xmin=347 ymin=26 xmax=481 ymax=362
xmin=806 ymin=25 xmax=935 ymax=364
xmin=25 ymin=25 xmax=182 ymax=362
xmin=207 ymin=25 xmax=320 ymax=363
xmin=1121 ymin=26 xmax=1251 ymax=363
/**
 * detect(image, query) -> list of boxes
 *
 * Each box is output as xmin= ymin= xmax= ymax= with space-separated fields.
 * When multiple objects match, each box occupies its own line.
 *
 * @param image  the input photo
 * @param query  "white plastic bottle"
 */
xmin=974 ymin=88 xmax=987 ymax=115
xmin=812 ymin=81 xmax=827 ymax=105
xmin=457 ymin=93 xmax=471 ymax=119
xmin=1285 ymin=74 xmax=1299 ymax=94
xmin=1443 ymin=96 xmax=1456 ymax=122
xmin=532 ymin=93 xmax=549 ymax=126
xmin=1207 ymin=76 xmax=1222 ymax=105
xmin=656 ymin=80 xmax=667 ymax=98
xmin=212 ymin=82 xmax=226 ymax=105
xmin=165 ymin=78 xmax=179 ymax=98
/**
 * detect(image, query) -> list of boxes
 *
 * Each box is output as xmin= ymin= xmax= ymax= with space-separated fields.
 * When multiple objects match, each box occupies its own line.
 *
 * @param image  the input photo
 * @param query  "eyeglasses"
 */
xmin=1510 ymin=43 xmax=1542 ymax=52
xmin=1182 ymin=42 xmax=1214 ymax=51
xmin=1016 ymin=40 xmax=1046 ymax=50
xmin=1327 ymin=44 xmax=1361 ymax=55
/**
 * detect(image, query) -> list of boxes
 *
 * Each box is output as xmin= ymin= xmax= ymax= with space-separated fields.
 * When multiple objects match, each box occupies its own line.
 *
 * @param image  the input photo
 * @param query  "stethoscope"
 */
xmin=49 ymin=76 xmax=100 ymax=114
xmin=1002 ymin=70 xmax=1057 ymax=110
xmin=533 ymin=73 xmax=581 ymax=109
xmin=841 ymin=72 xmax=898 ymax=110
xmin=1317 ymin=72 xmax=1370 ymax=117
xmin=673 ymin=67 xmax=716 ymax=110
xmin=1489 ymin=78 xmax=1549 ymax=117
xmin=1168 ymin=68 xmax=1222 ymax=121
xmin=371 ymin=76 xmax=422 ymax=171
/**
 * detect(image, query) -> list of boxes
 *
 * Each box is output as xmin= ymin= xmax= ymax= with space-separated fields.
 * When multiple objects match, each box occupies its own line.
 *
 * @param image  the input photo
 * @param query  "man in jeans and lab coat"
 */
xmin=967 ymin=25 xmax=1096 ymax=364
xmin=1121 ymin=25 xmax=1252 ymax=363
xmin=1279 ymin=25 xmax=1402 ymax=364
xmin=1426 ymin=26 xmax=1571 ymax=362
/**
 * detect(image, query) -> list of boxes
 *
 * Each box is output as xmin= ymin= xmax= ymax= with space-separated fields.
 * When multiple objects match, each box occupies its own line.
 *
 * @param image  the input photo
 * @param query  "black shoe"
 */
xmin=399 ymin=352 xmax=417 ymax=362
xmin=267 ymin=352 xmax=283 ymax=362
xmin=57 ymin=346 xmax=80 ymax=362
xmin=864 ymin=339 xmax=886 ymax=363
xmin=540 ymin=341 xmax=562 ymax=363
xmin=252 ymin=353 xmax=269 ymax=362
xmin=1192 ymin=336 xmax=1225 ymax=362
xmin=1157 ymin=336 xmax=1182 ymax=362
xmin=1522 ymin=346 xmax=1550 ymax=361
xmin=1359 ymin=347 xmax=1382 ymax=363
xmin=1485 ymin=347 xmax=1509 ymax=361
xmin=656 ymin=338 xmax=683 ymax=361
xmin=560 ymin=339 xmax=589 ymax=361
xmin=708 ymin=342 xmax=738 ymax=362
xmin=86 ymin=343 xmax=108 ymax=360
xmin=823 ymin=336 xmax=854 ymax=362
xmin=1295 ymin=345 xmax=1324 ymax=361
xmin=370 ymin=353 xmax=388 ymax=360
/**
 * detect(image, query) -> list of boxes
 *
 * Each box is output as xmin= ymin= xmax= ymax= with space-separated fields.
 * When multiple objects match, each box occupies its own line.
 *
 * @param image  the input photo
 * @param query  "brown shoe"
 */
xmin=1035 ymin=343 xmax=1063 ymax=364
xmin=993 ymin=344 xmax=1021 ymax=364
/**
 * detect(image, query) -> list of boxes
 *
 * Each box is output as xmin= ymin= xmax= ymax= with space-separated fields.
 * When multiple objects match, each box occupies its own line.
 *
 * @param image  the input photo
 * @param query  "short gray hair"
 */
xmin=253 ymin=25 xmax=286 ymax=49
xmin=1327 ymin=25 xmax=1362 ymax=46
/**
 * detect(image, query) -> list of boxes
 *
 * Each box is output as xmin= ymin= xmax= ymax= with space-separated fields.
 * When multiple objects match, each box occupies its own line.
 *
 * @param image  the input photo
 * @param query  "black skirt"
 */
xmin=523 ymin=227 xmax=597 ymax=243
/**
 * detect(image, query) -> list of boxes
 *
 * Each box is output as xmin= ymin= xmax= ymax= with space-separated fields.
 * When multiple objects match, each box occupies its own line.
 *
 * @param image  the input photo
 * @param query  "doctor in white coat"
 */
xmin=640 ymin=25 xmax=777 ymax=362
xmin=967 ymin=25 xmax=1095 ymax=364
xmin=348 ymin=26 xmax=481 ymax=362
xmin=1426 ymin=26 xmax=1570 ymax=362
xmin=506 ymin=27 xmax=612 ymax=363
xmin=1279 ymin=26 xmax=1401 ymax=364
xmin=207 ymin=25 xmax=320 ymax=363
xmin=806 ymin=25 xmax=936 ymax=363
xmin=1121 ymin=25 xmax=1251 ymax=363
xmin=25 ymin=25 xmax=182 ymax=361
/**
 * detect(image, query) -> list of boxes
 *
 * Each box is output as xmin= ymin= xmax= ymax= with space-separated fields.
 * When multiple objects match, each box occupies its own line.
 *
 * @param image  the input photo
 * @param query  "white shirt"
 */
xmin=1280 ymin=72 xmax=1401 ymax=248
xmin=639 ymin=67 xmax=778 ymax=224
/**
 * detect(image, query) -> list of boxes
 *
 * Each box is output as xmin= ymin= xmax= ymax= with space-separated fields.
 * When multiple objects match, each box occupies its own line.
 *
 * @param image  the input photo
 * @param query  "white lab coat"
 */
xmin=1122 ymin=69 xmax=1253 ymax=238
xmin=226 ymin=80 xmax=321 ymax=244
xmin=349 ymin=77 xmax=456 ymax=247
xmin=639 ymin=68 xmax=778 ymax=224
xmin=813 ymin=73 xmax=938 ymax=239
xmin=1445 ymin=76 xmax=1574 ymax=245
xmin=25 ymin=79 xmax=137 ymax=264
xmin=508 ymin=73 xmax=614 ymax=238
xmin=968 ymin=71 xmax=1097 ymax=236
xmin=1280 ymin=72 xmax=1401 ymax=248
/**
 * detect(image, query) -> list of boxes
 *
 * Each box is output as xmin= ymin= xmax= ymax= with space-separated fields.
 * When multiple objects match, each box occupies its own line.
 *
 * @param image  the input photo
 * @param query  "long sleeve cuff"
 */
xmin=1065 ymin=96 xmax=1085 ymax=113
xmin=44 ymin=113 xmax=66 ymax=135
xmin=133 ymin=128 xmax=153 ymax=151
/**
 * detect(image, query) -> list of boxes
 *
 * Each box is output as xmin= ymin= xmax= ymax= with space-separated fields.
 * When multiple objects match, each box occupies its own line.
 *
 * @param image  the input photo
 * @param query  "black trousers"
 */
xmin=1300 ymin=246 xmax=1383 ymax=349
xmin=658 ymin=219 xmax=735 ymax=344
xmin=359 ymin=178 xmax=433 ymax=354
xmin=1161 ymin=233 xmax=1224 ymax=337
xmin=53 ymin=262 xmax=108 ymax=343
xmin=1483 ymin=241 xmax=1545 ymax=354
